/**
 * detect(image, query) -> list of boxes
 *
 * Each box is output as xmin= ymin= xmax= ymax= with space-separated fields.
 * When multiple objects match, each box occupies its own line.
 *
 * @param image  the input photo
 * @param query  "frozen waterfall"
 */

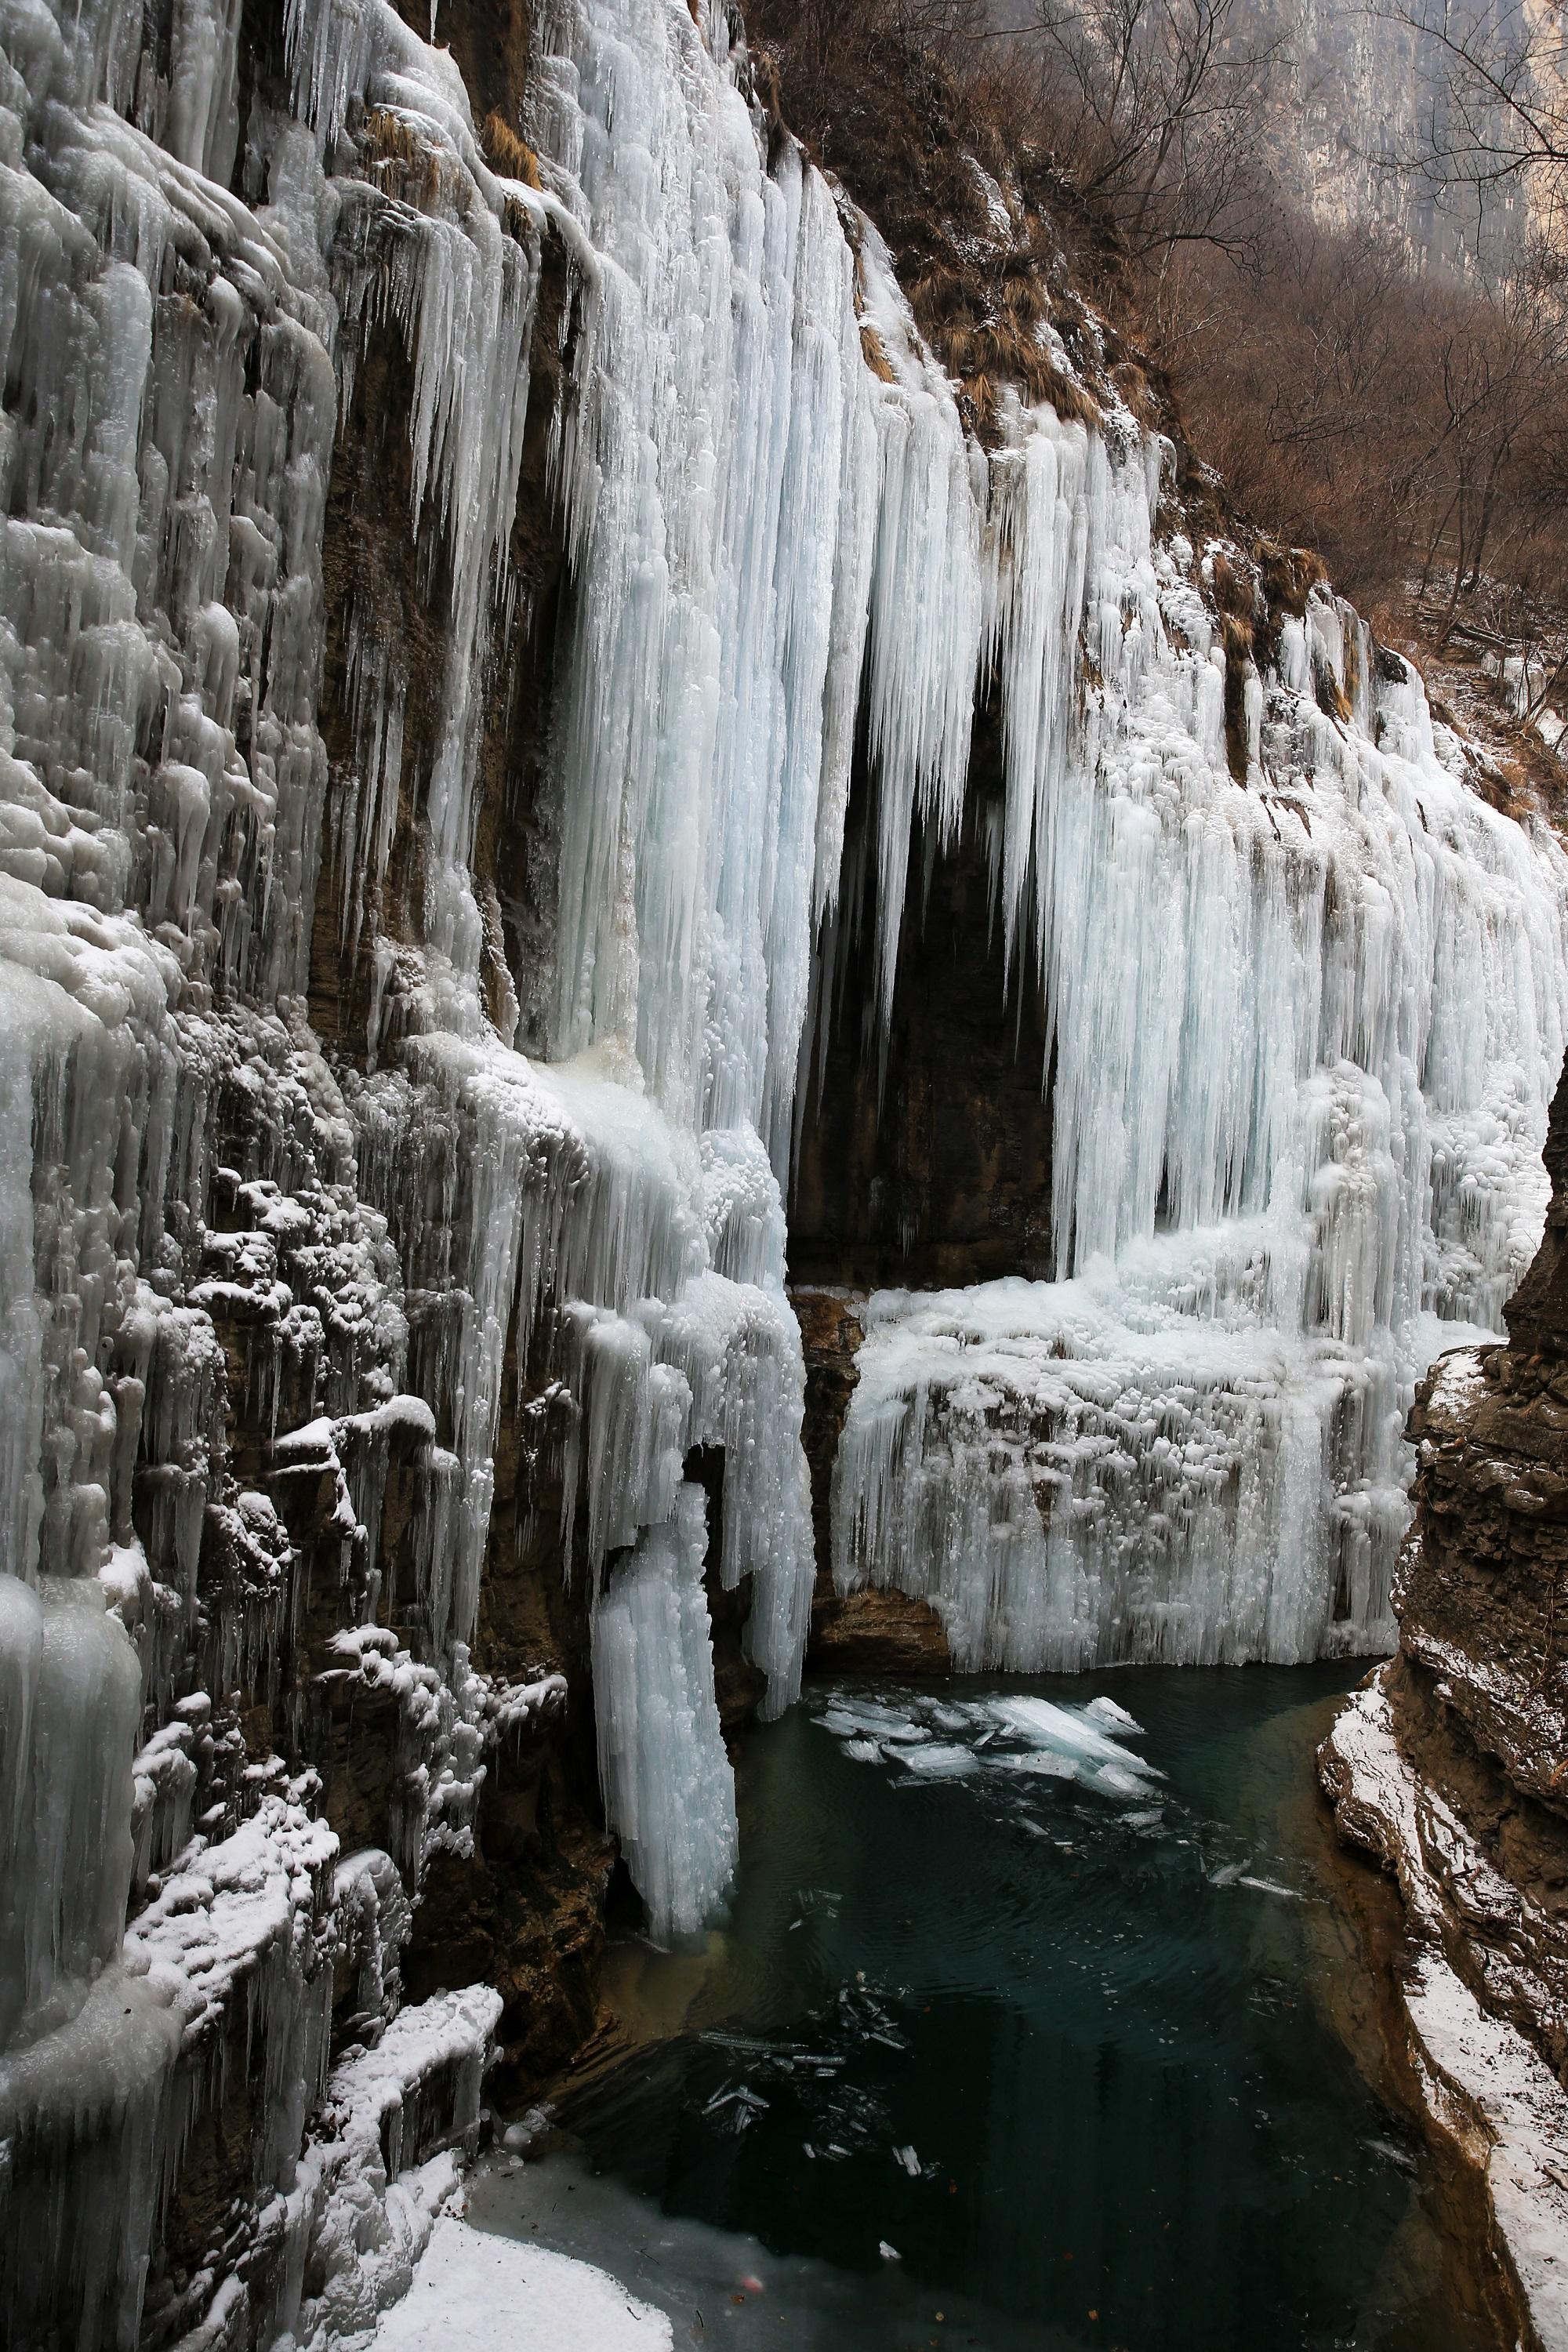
xmin=0 ymin=0 xmax=1565 ymax=2341
xmin=831 ymin=429 xmax=1568 ymax=1668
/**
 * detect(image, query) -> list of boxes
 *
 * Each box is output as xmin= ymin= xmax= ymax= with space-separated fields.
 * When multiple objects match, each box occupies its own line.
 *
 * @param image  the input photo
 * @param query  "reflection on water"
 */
xmin=472 ymin=1664 xmax=1496 ymax=2350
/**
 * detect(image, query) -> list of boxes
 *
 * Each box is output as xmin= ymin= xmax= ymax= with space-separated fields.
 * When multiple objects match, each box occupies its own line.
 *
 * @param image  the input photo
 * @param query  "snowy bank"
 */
xmin=366 ymin=2206 xmax=672 ymax=2352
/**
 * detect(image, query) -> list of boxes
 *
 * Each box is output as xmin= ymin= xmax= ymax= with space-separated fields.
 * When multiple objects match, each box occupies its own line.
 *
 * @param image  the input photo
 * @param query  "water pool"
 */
xmin=471 ymin=1663 xmax=1494 ymax=2351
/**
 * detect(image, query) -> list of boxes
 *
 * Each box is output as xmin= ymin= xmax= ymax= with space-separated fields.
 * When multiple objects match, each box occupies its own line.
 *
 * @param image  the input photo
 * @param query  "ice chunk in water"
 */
xmin=819 ymin=1698 xmax=916 ymax=1740
xmin=1085 ymin=1695 xmax=1144 ymax=1734
xmin=989 ymin=1695 xmax=1163 ymax=1780
xmin=895 ymin=1744 xmax=980 ymax=1779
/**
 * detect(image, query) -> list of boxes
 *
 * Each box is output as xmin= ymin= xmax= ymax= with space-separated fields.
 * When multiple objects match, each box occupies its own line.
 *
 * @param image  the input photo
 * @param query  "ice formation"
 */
xmin=0 ymin=0 xmax=851 ymax=2333
xmin=590 ymin=1483 xmax=739 ymax=1944
xmin=0 ymin=0 xmax=1564 ymax=2339
xmin=814 ymin=1686 xmax=1165 ymax=1801
xmin=831 ymin=446 xmax=1568 ymax=1669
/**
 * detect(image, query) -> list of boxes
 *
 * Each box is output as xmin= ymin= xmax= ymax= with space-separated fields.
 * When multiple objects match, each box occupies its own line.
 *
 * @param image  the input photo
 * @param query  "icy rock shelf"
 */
xmin=0 ymin=0 xmax=1564 ymax=2344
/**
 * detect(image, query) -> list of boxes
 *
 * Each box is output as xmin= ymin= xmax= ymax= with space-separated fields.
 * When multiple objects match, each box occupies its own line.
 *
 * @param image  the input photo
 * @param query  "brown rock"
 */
xmin=1326 ymin=1052 xmax=1568 ymax=2157
xmin=808 ymin=1583 xmax=952 ymax=1676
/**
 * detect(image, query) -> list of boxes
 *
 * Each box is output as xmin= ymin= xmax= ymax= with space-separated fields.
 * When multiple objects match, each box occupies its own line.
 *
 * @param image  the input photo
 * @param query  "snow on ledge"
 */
xmin=365 ymin=2204 xmax=672 ymax=2352
xmin=1406 ymin=1955 xmax=1568 ymax=2347
xmin=1323 ymin=1668 xmax=1568 ymax=2349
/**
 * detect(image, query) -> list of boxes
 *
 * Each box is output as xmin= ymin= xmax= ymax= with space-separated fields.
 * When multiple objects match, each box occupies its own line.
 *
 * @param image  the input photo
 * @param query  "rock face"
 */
xmin=789 ymin=793 xmax=1054 ymax=1292
xmin=791 ymin=1289 xmax=952 ymax=1673
xmin=1322 ymin=1063 xmax=1568 ymax=2347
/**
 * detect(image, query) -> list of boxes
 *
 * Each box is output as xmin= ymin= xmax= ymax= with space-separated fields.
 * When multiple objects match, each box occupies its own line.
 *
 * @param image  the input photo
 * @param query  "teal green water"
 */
xmin=476 ymin=1664 xmax=1494 ymax=2351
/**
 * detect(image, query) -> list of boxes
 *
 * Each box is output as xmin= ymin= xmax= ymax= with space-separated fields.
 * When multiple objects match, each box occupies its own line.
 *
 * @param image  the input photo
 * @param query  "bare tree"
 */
xmin=1009 ymin=0 xmax=1283 ymax=257
xmin=747 ymin=0 xmax=995 ymax=128
xmin=1370 ymin=0 xmax=1568 ymax=223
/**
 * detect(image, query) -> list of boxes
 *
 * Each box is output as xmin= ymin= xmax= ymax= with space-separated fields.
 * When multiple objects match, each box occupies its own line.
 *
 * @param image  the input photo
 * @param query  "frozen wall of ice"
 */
xmin=830 ymin=415 xmax=1568 ymax=1669
xmin=0 ymin=0 xmax=1565 ymax=2338
xmin=0 ymin=0 xmax=912 ymax=2337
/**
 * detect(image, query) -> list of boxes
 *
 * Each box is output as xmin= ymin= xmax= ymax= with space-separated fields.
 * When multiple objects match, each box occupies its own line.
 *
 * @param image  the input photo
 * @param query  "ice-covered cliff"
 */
xmin=1319 ymin=1055 xmax=1568 ymax=2347
xmin=1 ymin=0 xmax=1565 ymax=2346
xmin=826 ymin=554 xmax=1568 ymax=1672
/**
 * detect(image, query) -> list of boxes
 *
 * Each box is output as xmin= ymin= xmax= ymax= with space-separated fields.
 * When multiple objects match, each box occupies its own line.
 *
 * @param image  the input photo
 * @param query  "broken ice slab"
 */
xmin=793 ymin=1887 xmax=842 ymax=1915
xmin=986 ymin=1694 xmax=1163 ymax=1779
xmin=818 ymin=1699 xmax=927 ymax=1742
xmin=1085 ymin=1694 xmax=1145 ymax=1733
xmin=994 ymin=1750 xmax=1078 ymax=1781
xmin=894 ymin=1742 xmax=981 ymax=1778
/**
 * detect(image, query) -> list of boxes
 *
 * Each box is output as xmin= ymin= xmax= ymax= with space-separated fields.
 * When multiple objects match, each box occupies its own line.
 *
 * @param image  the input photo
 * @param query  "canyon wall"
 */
xmin=1322 ymin=1061 xmax=1568 ymax=2342
xmin=2 ymin=0 xmax=1566 ymax=2347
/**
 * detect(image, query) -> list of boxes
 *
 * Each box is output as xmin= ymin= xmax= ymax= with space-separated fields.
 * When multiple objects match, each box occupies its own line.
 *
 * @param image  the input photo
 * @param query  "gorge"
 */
xmin=2 ymin=0 xmax=1567 ymax=2345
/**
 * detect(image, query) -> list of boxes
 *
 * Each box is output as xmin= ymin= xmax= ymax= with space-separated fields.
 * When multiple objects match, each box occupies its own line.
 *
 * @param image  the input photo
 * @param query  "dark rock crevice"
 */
xmin=789 ymin=728 xmax=1054 ymax=1292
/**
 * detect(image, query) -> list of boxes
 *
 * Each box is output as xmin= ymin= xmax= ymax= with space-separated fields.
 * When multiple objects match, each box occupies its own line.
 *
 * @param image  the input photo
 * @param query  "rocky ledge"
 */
xmin=792 ymin=1289 xmax=953 ymax=1677
xmin=1322 ymin=1067 xmax=1568 ymax=2351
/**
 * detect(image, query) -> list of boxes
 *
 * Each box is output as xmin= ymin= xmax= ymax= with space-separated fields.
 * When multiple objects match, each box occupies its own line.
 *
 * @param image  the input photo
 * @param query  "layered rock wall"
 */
xmin=1323 ymin=1064 xmax=1568 ymax=2345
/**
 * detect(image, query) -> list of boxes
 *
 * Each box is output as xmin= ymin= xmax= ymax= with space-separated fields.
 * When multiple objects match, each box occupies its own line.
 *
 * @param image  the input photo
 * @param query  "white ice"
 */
xmin=1 ymin=0 xmax=1566 ymax=2342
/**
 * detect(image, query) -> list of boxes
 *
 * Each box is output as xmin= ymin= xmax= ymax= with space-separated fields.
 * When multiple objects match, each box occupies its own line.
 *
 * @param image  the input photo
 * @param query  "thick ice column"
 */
xmin=854 ymin=221 xmax=986 ymax=1029
xmin=540 ymin=0 xmax=857 ymax=1145
xmin=0 ymin=1578 xmax=142 ymax=2048
xmin=0 ymin=1961 xmax=183 ymax=2352
xmin=590 ymin=1483 xmax=738 ymax=1945
xmin=0 ymin=1573 xmax=176 ymax=2352
xmin=982 ymin=392 xmax=1094 ymax=976
xmin=0 ymin=1014 xmax=44 ymax=1586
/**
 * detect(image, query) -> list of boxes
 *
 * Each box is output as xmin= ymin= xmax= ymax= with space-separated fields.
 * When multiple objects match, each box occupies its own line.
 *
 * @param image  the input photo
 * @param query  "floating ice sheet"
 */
xmin=811 ymin=1686 xmax=1160 ymax=1802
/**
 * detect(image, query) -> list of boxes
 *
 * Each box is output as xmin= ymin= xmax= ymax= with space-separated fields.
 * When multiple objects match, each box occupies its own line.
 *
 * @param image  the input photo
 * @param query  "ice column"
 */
xmin=590 ymin=1483 xmax=739 ymax=1945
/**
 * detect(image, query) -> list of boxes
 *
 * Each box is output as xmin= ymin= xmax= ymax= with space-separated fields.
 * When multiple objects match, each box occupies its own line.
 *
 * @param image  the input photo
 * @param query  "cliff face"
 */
xmin=1322 ymin=1064 xmax=1568 ymax=2344
xmin=0 ymin=0 xmax=844 ymax=2340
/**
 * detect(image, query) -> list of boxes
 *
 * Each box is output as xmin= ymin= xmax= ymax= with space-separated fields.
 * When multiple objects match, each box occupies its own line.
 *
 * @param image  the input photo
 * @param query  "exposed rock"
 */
xmin=403 ymin=1806 xmax=612 ymax=2103
xmin=791 ymin=1288 xmax=952 ymax=1673
xmin=808 ymin=1583 xmax=952 ymax=1677
xmin=789 ymin=789 xmax=1054 ymax=1289
xmin=1323 ymin=1060 xmax=1568 ymax=2350
xmin=1322 ymin=1669 xmax=1568 ymax=2350
xmin=791 ymin=1288 xmax=866 ymax=1573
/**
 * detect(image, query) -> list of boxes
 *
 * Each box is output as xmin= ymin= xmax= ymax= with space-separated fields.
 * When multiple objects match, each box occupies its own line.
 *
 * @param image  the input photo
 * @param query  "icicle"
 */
xmin=832 ymin=420 xmax=1568 ymax=1675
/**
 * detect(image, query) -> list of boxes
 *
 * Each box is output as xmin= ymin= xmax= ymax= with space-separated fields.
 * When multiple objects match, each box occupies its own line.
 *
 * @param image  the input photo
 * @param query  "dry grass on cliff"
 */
xmin=747 ymin=0 xmax=1127 ymax=441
